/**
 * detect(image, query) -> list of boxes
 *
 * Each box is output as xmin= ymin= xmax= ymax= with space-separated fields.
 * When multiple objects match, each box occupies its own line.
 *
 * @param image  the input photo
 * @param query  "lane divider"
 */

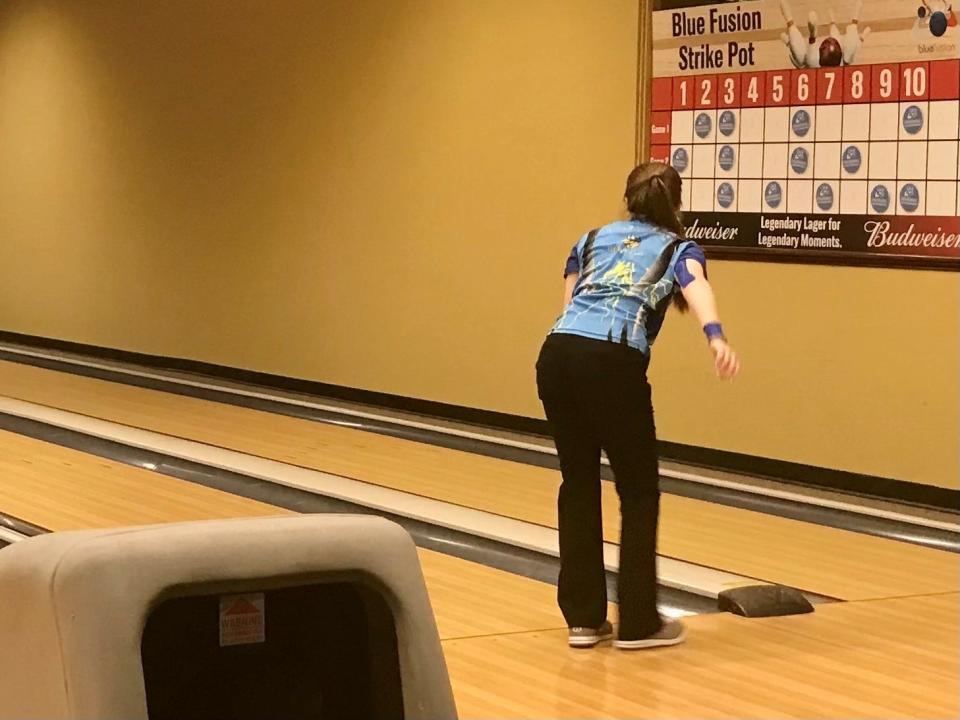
xmin=0 ymin=395 xmax=767 ymax=602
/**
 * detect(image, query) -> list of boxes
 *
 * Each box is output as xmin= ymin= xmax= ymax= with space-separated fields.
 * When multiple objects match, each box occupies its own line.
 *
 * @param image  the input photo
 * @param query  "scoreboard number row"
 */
xmin=664 ymin=61 xmax=952 ymax=110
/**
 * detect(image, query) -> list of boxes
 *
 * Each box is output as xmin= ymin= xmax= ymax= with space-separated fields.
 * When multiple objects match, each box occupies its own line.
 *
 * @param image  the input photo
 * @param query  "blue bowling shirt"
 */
xmin=551 ymin=220 xmax=706 ymax=353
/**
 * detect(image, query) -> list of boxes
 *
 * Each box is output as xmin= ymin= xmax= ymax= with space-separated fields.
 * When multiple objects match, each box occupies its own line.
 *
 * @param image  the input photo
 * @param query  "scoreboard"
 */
xmin=651 ymin=0 xmax=960 ymax=269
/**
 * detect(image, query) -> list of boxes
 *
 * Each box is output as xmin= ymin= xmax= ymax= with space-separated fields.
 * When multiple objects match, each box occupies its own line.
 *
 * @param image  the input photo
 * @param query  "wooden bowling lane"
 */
xmin=0 ymin=359 xmax=957 ymax=601
xmin=445 ymin=593 xmax=960 ymax=719
xmin=2 ymin=416 xmax=957 ymax=718
xmin=0 ymin=427 xmax=280 ymax=530
xmin=0 ymin=428 xmax=570 ymax=641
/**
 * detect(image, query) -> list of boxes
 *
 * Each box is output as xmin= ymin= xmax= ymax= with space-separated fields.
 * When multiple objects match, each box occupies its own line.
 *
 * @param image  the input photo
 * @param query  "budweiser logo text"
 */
xmin=685 ymin=218 xmax=739 ymax=241
xmin=864 ymin=221 xmax=960 ymax=249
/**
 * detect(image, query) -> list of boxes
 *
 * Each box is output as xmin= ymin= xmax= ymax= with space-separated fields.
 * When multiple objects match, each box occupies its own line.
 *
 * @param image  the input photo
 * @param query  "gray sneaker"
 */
xmin=614 ymin=619 xmax=686 ymax=650
xmin=568 ymin=620 xmax=614 ymax=648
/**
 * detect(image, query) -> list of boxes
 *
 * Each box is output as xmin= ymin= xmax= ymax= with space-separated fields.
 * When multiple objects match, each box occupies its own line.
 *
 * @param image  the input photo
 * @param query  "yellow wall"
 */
xmin=0 ymin=0 xmax=956 ymax=489
xmin=649 ymin=262 xmax=958 ymax=489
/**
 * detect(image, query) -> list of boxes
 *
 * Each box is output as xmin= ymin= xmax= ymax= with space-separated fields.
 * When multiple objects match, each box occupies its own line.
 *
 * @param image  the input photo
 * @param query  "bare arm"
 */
xmin=563 ymin=273 xmax=579 ymax=307
xmin=679 ymin=259 xmax=740 ymax=380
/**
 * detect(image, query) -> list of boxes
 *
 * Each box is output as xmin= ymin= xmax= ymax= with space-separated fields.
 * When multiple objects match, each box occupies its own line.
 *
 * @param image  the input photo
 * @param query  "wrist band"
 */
xmin=703 ymin=322 xmax=725 ymax=341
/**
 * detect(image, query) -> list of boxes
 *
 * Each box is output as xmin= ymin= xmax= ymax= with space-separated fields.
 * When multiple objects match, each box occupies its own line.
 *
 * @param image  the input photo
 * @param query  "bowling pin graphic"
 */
xmin=843 ymin=1 xmax=869 ymax=65
xmin=843 ymin=0 xmax=863 ymax=64
xmin=917 ymin=1 xmax=932 ymax=32
xmin=781 ymin=33 xmax=805 ymax=68
xmin=781 ymin=0 xmax=809 ymax=67
xmin=828 ymin=10 xmax=843 ymax=42
xmin=819 ymin=10 xmax=844 ymax=66
xmin=806 ymin=12 xmax=821 ymax=68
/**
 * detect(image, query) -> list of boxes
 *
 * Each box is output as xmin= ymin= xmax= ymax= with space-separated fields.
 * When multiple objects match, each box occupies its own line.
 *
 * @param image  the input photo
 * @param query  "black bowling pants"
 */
xmin=536 ymin=332 xmax=662 ymax=640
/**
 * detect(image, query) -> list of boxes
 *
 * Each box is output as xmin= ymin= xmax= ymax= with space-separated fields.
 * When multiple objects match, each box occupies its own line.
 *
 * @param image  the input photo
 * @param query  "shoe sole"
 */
xmin=568 ymin=632 xmax=614 ymax=648
xmin=614 ymin=628 xmax=687 ymax=651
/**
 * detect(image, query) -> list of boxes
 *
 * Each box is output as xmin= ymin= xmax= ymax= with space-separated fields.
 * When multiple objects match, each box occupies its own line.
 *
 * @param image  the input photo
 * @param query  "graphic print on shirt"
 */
xmin=554 ymin=221 xmax=691 ymax=352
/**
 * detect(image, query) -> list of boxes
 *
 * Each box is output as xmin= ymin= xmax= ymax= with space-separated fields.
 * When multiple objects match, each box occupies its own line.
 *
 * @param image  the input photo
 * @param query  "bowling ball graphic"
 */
xmin=930 ymin=11 xmax=948 ymax=36
xmin=918 ymin=4 xmax=954 ymax=36
xmin=819 ymin=37 xmax=843 ymax=67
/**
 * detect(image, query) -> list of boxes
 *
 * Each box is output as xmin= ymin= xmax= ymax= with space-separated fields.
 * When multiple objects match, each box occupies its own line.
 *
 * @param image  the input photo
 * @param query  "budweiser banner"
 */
xmin=650 ymin=0 xmax=960 ymax=269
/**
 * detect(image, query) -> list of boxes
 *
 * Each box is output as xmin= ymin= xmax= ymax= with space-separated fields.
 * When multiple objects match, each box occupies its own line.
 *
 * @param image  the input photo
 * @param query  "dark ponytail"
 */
xmin=624 ymin=162 xmax=684 ymax=235
xmin=623 ymin=162 xmax=689 ymax=311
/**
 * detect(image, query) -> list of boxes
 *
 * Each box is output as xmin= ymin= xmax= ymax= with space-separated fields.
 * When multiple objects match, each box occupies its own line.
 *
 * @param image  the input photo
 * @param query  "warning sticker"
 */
xmin=219 ymin=593 xmax=266 ymax=647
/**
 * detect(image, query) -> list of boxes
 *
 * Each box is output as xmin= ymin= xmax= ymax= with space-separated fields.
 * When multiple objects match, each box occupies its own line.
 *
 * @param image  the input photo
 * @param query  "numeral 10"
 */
xmin=902 ymin=66 xmax=926 ymax=98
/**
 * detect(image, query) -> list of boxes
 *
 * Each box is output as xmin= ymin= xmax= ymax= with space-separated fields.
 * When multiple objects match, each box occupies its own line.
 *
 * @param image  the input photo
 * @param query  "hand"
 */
xmin=709 ymin=338 xmax=740 ymax=380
